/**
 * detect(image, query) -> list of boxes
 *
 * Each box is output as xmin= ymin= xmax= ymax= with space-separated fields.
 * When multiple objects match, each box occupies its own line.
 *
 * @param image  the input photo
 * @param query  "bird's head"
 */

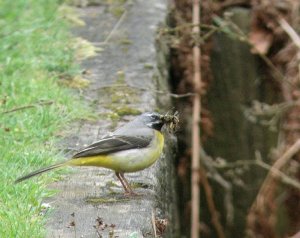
xmin=141 ymin=111 xmax=179 ymax=132
xmin=141 ymin=112 xmax=165 ymax=131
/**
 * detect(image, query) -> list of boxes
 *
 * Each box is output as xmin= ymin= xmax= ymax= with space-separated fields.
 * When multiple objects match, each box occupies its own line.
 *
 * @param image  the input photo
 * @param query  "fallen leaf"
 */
xmin=249 ymin=27 xmax=273 ymax=55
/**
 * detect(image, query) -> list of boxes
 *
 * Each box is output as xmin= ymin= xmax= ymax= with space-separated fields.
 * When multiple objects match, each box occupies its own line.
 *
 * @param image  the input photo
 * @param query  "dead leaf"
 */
xmin=249 ymin=27 xmax=273 ymax=55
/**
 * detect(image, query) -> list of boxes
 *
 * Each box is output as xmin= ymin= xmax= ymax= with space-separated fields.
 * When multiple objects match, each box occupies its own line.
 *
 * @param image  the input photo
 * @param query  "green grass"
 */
xmin=0 ymin=0 xmax=88 ymax=237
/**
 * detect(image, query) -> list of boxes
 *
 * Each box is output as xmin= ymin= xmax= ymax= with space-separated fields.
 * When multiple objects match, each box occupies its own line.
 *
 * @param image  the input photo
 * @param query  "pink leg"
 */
xmin=115 ymin=172 xmax=136 ymax=196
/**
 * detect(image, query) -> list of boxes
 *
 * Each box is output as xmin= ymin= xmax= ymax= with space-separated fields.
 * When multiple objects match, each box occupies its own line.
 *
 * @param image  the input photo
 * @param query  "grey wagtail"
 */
xmin=15 ymin=112 xmax=178 ymax=195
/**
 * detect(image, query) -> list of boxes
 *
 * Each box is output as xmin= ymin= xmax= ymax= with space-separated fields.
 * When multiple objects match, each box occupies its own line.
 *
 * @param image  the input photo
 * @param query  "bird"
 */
xmin=15 ymin=112 xmax=176 ymax=195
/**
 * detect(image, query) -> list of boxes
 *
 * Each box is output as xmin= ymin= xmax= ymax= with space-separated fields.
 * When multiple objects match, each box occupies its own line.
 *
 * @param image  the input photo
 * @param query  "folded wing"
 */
xmin=72 ymin=135 xmax=151 ymax=158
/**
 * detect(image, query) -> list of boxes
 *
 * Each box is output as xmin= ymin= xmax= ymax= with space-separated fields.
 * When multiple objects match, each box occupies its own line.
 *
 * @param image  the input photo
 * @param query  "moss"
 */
xmin=110 ymin=6 xmax=125 ymax=17
xmin=59 ymin=75 xmax=90 ymax=89
xmin=143 ymin=63 xmax=154 ymax=69
xmin=104 ymin=112 xmax=120 ymax=120
xmin=99 ymin=71 xmax=141 ymax=115
xmin=114 ymin=106 xmax=141 ymax=116
xmin=115 ymin=70 xmax=126 ymax=84
xmin=102 ymin=107 xmax=141 ymax=119
xmin=105 ymin=0 xmax=127 ymax=18
xmin=129 ymin=182 xmax=151 ymax=189
xmin=86 ymin=196 xmax=131 ymax=204
xmin=119 ymin=38 xmax=132 ymax=45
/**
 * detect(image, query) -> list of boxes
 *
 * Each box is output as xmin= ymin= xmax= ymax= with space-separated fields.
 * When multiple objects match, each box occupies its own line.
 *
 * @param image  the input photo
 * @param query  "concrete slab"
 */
xmin=45 ymin=1 xmax=178 ymax=237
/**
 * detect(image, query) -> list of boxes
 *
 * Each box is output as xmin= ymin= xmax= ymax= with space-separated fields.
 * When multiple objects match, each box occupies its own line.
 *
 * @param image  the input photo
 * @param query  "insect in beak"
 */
xmin=161 ymin=111 xmax=179 ymax=133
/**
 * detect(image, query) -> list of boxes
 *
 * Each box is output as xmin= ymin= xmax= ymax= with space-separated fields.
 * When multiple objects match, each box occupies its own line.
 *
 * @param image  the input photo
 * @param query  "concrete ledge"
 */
xmin=45 ymin=1 xmax=178 ymax=237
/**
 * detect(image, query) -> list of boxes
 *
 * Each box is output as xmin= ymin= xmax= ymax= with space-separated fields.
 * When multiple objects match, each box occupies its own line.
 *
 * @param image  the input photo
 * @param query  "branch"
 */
xmin=213 ymin=155 xmax=300 ymax=190
xmin=213 ymin=15 xmax=291 ymax=87
xmin=200 ymin=149 xmax=234 ymax=226
xmin=255 ymin=157 xmax=300 ymax=190
xmin=191 ymin=0 xmax=201 ymax=237
xmin=247 ymin=140 xmax=300 ymax=229
xmin=279 ymin=18 xmax=300 ymax=49
xmin=200 ymin=168 xmax=226 ymax=238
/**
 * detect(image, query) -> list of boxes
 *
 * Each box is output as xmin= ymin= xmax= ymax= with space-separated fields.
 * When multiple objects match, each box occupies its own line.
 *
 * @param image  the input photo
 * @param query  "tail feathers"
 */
xmin=15 ymin=162 xmax=66 ymax=183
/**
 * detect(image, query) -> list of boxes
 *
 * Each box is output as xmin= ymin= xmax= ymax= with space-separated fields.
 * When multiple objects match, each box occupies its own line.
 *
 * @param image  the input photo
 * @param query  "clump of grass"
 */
xmin=0 ymin=0 xmax=88 ymax=237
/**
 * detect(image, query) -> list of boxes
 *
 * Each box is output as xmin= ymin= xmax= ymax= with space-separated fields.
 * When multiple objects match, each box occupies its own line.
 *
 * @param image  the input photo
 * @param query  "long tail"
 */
xmin=15 ymin=162 xmax=66 ymax=183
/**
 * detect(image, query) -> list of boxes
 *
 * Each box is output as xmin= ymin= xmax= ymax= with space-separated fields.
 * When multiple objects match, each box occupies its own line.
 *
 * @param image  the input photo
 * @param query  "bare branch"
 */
xmin=200 ymin=168 xmax=226 ymax=238
xmin=247 ymin=140 xmax=300 ymax=232
xmin=279 ymin=18 xmax=300 ymax=49
xmin=191 ymin=0 xmax=201 ymax=237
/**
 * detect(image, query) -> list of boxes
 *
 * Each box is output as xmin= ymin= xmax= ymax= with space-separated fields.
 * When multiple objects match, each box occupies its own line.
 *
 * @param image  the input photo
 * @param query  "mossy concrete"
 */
xmin=45 ymin=1 xmax=178 ymax=237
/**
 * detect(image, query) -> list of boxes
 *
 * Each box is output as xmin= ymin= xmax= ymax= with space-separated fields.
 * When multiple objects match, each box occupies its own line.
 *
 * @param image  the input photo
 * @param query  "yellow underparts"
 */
xmin=68 ymin=131 xmax=164 ymax=173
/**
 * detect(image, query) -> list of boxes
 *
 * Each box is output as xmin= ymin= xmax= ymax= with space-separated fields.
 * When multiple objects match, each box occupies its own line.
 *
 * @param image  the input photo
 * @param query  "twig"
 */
xmin=279 ymin=18 xmax=300 ymax=49
xmin=247 ymin=140 xmax=300 ymax=229
xmin=2 ymin=100 xmax=54 ymax=114
xmin=213 ymin=155 xmax=300 ymax=190
xmin=278 ymin=18 xmax=300 ymax=83
xmin=151 ymin=210 xmax=158 ymax=238
xmin=255 ymin=159 xmax=300 ymax=190
xmin=200 ymin=149 xmax=234 ymax=226
xmin=269 ymin=140 xmax=300 ymax=174
xmin=167 ymin=92 xmax=195 ymax=98
xmin=200 ymin=168 xmax=226 ymax=238
xmin=246 ymin=100 xmax=299 ymax=117
xmin=191 ymin=0 xmax=201 ymax=237
xmin=290 ymin=230 xmax=300 ymax=238
xmin=93 ymin=11 xmax=127 ymax=46
xmin=214 ymin=16 xmax=291 ymax=86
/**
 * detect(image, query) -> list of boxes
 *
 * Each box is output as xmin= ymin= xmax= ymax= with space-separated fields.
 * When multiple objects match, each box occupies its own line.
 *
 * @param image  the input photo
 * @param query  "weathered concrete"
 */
xmin=45 ymin=0 xmax=178 ymax=237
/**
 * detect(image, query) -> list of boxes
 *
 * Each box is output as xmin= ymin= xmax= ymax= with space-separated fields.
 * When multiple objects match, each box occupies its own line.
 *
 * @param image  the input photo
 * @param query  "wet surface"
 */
xmin=44 ymin=0 xmax=176 ymax=237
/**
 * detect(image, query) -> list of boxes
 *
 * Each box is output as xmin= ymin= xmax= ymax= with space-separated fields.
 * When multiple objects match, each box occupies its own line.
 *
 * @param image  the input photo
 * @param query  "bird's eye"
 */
xmin=151 ymin=114 xmax=158 ymax=119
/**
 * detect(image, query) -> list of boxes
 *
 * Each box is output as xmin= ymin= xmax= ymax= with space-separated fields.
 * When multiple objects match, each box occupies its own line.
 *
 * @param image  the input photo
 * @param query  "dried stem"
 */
xmin=279 ymin=18 xmax=300 ymax=49
xmin=279 ymin=18 xmax=300 ymax=86
xmin=151 ymin=210 xmax=158 ymax=238
xmin=247 ymin=140 xmax=300 ymax=232
xmin=191 ymin=0 xmax=201 ymax=237
xmin=201 ymin=149 xmax=234 ymax=226
xmin=214 ymin=155 xmax=300 ymax=190
xmin=200 ymin=168 xmax=226 ymax=238
xmin=2 ymin=100 xmax=54 ymax=114
xmin=92 ymin=10 xmax=127 ymax=46
xmin=213 ymin=16 xmax=290 ymax=87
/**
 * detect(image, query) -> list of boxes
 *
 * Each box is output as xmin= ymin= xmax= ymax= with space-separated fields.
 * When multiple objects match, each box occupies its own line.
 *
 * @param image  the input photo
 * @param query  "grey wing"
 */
xmin=72 ymin=135 xmax=151 ymax=158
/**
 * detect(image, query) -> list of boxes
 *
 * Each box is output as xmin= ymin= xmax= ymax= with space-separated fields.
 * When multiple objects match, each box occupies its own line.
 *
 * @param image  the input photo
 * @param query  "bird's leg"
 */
xmin=115 ymin=172 xmax=136 ymax=196
xmin=119 ymin=172 xmax=136 ymax=195
xmin=115 ymin=172 xmax=130 ymax=193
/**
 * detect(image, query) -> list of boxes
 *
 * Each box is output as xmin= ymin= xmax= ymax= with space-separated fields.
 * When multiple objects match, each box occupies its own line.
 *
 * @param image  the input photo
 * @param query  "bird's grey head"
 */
xmin=140 ymin=112 xmax=165 ymax=131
